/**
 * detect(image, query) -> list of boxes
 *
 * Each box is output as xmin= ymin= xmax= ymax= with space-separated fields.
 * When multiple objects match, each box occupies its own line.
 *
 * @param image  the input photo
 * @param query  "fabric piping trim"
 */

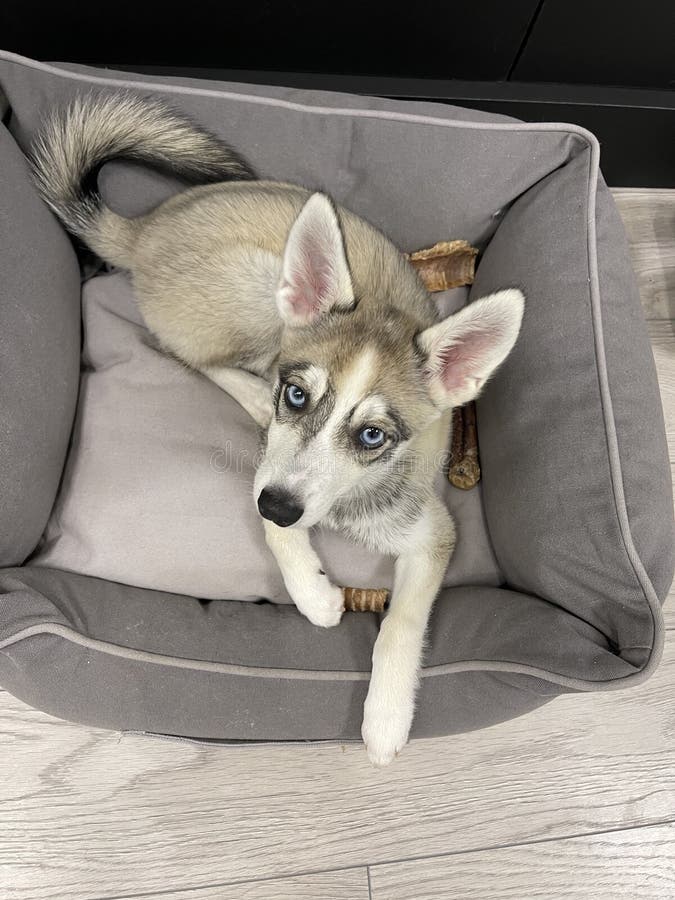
xmin=0 ymin=622 xmax=642 ymax=690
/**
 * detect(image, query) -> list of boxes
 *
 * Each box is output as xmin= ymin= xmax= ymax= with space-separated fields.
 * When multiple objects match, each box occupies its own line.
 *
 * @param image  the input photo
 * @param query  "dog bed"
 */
xmin=0 ymin=50 xmax=672 ymax=741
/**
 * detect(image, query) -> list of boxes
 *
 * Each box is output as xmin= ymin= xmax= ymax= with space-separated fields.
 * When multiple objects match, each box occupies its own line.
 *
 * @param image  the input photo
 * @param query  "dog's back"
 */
xmin=31 ymin=92 xmax=435 ymax=374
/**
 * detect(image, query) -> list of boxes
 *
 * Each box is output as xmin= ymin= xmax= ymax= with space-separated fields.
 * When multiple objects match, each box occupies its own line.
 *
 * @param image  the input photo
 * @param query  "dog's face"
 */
xmin=254 ymin=193 xmax=524 ymax=529
xmin=256 ymin=308 xmax=437 ymax=527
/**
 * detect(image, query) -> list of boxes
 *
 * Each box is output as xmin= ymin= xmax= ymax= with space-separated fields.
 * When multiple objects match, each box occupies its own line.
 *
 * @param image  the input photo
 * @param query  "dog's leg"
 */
xmin=199 ymin=365 xmax=273 ymax=429
xmin=264 ymin=520 xmax=344 ymax=628
xmin=362 ymin=498 xmax=455 ymax=766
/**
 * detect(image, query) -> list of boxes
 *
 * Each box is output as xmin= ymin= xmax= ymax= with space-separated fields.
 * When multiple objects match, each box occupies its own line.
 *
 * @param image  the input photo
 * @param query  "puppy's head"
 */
xmin=254 ymin=193 xmax=524 ymax=529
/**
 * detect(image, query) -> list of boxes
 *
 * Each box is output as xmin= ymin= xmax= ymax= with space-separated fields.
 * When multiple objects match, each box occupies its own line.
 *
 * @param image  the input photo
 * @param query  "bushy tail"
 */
xmin=30 ymin=91 xmax=255 ymax=264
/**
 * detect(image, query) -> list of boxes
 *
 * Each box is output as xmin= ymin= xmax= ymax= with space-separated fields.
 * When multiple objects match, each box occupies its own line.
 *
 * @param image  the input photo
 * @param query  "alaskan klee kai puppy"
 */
xmin=31 ymin=93 xmax=524 ymax=765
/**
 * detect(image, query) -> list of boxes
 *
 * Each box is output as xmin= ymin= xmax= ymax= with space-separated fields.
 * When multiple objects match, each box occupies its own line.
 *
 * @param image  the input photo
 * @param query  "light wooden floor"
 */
xmin=2 ymin=189 xmax=674 ymax=900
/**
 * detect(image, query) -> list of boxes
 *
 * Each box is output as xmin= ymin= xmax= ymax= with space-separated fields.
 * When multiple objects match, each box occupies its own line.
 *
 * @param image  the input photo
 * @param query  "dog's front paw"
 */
xmin=290 ymin=575 xmax=344 ymax=628
xmin=361 ymin=693 xmax=413 ymax=767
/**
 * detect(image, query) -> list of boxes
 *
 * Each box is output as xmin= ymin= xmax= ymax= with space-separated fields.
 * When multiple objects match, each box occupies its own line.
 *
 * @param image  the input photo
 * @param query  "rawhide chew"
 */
xmin=405 ymin=239 xmax=478 ymax=292
xmin=343 ymin=586 xmax=389 ymax=613
xmin=342 ymin=237 xmax=481 ymax=606
xmin=448 ymin=402 xmax=481 ymax=490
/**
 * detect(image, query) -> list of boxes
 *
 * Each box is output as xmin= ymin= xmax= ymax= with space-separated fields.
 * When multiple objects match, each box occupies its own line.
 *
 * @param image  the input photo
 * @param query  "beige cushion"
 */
xmin=32 ymin=270 xmax=502 ymax=600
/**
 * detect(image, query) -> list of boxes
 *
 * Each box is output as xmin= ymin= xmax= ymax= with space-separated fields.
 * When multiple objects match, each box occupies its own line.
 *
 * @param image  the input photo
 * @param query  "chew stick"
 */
xmin=447 ymin=403 xmax=481 ymax=490
xmin=405 ymin=239 xmax=478 ymax=291
xmin=343 ymin=586 xmax=389 ymax=613
xmin=448 ymin=406 xmax=465 ymax=472
xmin=342 ymin=237 xmax=481 ymax=605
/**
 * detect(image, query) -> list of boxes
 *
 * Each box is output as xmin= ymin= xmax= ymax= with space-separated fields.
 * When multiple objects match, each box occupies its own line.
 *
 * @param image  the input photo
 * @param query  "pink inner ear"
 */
xmin=437 ymin=330 xmax=495 ymax=393
xmin=283 ymin=235 xmax=337 ymax=320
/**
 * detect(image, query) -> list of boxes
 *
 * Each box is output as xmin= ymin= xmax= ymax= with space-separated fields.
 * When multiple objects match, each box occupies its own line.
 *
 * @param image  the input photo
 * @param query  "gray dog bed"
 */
xmin=0 ymin=50 xmax=672 ymax=741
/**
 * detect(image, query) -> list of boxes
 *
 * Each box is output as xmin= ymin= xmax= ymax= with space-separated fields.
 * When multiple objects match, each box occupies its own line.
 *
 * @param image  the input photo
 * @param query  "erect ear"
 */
xmin=416 ymin=289 xmax=525 ymax=409
xmin=276 ymin=193 xmax=355 ymax=327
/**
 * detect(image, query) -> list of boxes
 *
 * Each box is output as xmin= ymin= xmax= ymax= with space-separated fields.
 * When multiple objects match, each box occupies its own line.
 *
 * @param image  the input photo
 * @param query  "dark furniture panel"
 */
xmin=0 ymin=0 xmax=539 ymax=80
xmin=513 ymin=0 xmax=675 ymax=89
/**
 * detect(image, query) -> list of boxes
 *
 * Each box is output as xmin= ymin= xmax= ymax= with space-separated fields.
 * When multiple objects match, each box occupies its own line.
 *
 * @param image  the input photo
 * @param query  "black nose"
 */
xmin=257 ymin=487 xmax=304 ymax=527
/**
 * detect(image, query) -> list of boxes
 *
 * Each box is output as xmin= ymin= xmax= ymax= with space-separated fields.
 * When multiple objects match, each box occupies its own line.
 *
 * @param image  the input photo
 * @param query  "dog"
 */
xmin=30 ymin=92 xmax=524 ymax=765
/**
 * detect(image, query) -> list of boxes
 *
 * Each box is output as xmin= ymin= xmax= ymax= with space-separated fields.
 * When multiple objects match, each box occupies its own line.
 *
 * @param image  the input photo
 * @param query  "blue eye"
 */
xmin=285 ymin=384 xmax=307 ymax=409
xmin=359 ymin=426 xmax=386 ymax=449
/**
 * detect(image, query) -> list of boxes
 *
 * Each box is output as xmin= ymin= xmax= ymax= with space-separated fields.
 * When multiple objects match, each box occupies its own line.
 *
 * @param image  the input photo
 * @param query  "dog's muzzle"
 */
xmin=257 ymin=487 xmax=304 ymax=527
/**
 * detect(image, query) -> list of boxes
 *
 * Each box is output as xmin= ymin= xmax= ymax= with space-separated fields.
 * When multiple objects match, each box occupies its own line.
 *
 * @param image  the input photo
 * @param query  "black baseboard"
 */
xmin=110 ymin=66 xmax=675 ymax=188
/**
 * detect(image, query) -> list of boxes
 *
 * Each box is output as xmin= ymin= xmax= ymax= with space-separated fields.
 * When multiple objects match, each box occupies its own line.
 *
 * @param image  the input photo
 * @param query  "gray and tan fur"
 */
xmin=31 ymin=92 xmax=525 ymax=766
